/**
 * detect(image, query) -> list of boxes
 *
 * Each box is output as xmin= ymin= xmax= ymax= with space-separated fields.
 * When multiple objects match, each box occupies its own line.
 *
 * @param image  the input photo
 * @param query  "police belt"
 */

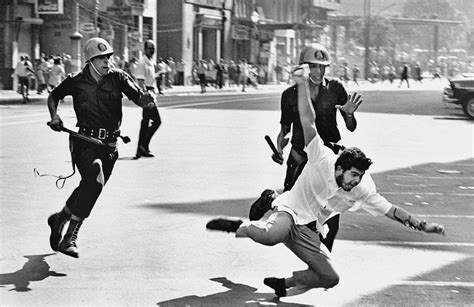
xmin=78 ymin=127 xmax=120 ymax=142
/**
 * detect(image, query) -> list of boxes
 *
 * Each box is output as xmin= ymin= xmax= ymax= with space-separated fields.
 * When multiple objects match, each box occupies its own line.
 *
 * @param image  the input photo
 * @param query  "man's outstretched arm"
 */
xmin=385 ymin=205 xmax=445 ymax=235
xmin=293 ymin=67 xmax=316 ymax=147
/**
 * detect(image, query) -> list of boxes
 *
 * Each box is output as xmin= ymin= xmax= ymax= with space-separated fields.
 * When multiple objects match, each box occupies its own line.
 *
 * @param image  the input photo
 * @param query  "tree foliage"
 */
xmin=399 ymin=0 xmax=469 ymax=51
xmin=348 ymin=17 xmax=396 ymax=51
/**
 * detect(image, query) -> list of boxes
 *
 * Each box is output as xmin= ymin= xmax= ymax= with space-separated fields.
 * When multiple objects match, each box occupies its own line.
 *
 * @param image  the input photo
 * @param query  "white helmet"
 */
xmin=83 ymin=37 xmax=113 ymax=62
xmin=298 ymin=43 xmax=330 ymax=66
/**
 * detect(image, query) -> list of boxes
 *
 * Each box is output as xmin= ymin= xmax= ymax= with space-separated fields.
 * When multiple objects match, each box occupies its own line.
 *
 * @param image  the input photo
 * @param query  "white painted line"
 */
xmin=381 ymin=191 xmax=474 ymax=196
xmin=349 ymin=240 xmax=474 ymax=247
xmin=165 ymin=96 xmax=275 ymax=109
xmin=349 ymin=213 xmax=474 ymax=219
xmin=388 ymin=175 xmax=474 ymax=180
xmin=395 ymin=281 xmax=474 ymax=287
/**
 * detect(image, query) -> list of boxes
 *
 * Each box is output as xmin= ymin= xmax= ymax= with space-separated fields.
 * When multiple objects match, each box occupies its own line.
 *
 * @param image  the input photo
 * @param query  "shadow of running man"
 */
xmin=156 ymin=277 xmax=311 ymax=306
xmin=0 ymin=253 xmax=66 ymax=292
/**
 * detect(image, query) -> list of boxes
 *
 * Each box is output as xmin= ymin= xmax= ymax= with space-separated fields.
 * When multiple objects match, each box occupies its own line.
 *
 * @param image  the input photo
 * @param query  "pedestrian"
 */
xmin=35 ymin=58 xmax=47 ymax=94
xmin=215 ymin=58 xmax=224 ymax=89
xmin=274 ymin=63 xmax=283 ymax=84
xmin=46 ymin=37 xmax=157 ymax=258
xmin=239 ymin=59 xmax=249 ymax=92
xmin=399 ymin=62 xmax=410 ymax=88
xmin=195 ymin=59 xmax=207 ymax=93
xmin=271 ymin=44 xmax=359 ymax=251
xmin=414 ymin=63 xmax=423 ymax=84
xmin=133 ymin=39 xmax=162 ymax=159
xmin=227 ymin=60 xmax=237 ymax=87
xmin=167 ymin=57 xmax=176 ymax=87
xmin=176 ymin=58 xmax=185 ymax=85
xmin=157 ymin=57 xmax=167 ymax=95
xmin=48 ymin=58 xmax=66 ymax=92
xmin=342 ymin=62 xmax=350 ymax=86
xmin=14 ymin=56 xmax=34 ymax=100
xmin=206 ymin=64 xmax=446 ymax=297
xmin=352 ymin=64 xmax=359 ymax=86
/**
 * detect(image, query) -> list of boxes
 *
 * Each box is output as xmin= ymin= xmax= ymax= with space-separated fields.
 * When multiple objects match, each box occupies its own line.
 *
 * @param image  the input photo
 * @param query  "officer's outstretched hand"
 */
xmin=336 ymin=92 xmax=363 ymax=115
xmin=47 ymin=115 xmax=63 ymax=132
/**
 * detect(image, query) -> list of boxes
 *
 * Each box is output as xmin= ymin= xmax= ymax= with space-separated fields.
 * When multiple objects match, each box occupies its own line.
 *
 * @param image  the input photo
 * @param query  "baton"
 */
xmin=265 ymin=135 xmax=283 ymax=165
xmin=47 ymin=122 xmax=106 ymax=146
xmin=60 ymin=127 xmax=107 ymax=146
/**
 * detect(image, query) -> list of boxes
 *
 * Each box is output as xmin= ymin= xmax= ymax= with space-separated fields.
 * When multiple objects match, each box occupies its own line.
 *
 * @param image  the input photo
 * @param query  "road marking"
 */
xmin=394 ymin=281 xmax=474 ymax=287
xmin=388 ymin=175 xmax=474 ymax=180
xmin=165 ymin=96 xmax=275 ymax=109
xmin=381 ymin=191 xmax=474 ymax=196
xmin=349 ymin=240 xmax=474 ymax=247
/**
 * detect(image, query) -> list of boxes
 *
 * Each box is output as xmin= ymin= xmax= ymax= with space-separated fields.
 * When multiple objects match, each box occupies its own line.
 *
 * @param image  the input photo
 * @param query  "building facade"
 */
xmin=1 ymin=0 xmax=339 ymax=89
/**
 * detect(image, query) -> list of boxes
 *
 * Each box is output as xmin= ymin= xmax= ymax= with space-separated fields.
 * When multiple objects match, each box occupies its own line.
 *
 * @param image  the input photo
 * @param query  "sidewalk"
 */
xmin=0 ymin=78 xmax=447 ymax=105
xmin=0 ymin=83 xmax=288 ymax=105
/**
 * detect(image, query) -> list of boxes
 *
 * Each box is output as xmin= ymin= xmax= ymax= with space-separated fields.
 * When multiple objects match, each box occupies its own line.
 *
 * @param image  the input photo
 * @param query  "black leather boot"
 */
xmin=47 ymin=209 xmax=70 ymax=251
xmin=59 ymin=219 xmax=82 ymax=258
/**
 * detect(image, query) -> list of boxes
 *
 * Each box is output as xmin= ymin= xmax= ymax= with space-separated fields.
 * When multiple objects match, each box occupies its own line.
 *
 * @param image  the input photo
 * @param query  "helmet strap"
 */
xmin=89 ymin=61 xmax=103 ymax=78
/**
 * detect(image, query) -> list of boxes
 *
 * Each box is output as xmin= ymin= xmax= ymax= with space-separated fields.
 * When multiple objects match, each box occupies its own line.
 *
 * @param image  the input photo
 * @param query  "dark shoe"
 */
xmin=135 ymin=147 xmax=155 ymax=159
xmin=206 ymin=218 xmax=243 ymax=233
xmin=59 ymin=236 xmax=79 ymax=258
xmin=58 ymin=220 xmax=82 ymax=258
xmin=264 ymin=277 xmax=287 ymax=297
xmin=140 ymin=151 xmax=155 ymax=157
xmin=47 ymin=211 xmax=70 ymax=251
xmin=249 ymin=189 xmax=277 ymax=221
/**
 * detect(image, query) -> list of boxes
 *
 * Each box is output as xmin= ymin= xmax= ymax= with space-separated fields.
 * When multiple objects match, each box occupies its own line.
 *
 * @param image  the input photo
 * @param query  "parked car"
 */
xmin=442 ymin=74 xmax=474 ymax=119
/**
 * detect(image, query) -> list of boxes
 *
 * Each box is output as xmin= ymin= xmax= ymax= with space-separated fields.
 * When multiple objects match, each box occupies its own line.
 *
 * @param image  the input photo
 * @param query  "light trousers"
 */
xmin=236 ymin=211 xmax=339 ymax=289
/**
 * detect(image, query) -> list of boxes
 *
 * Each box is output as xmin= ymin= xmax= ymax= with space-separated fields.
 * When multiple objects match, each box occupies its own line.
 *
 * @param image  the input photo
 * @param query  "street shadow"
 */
xmin=140 ymin=158 xmax=473 ymax=245
xmin=156 ymin=277 xmax=311 ymax=307
xmin=0 ymin=253 xmax=66 ymax=292
xmin=117 ymin=156 xmax=138 ymax=161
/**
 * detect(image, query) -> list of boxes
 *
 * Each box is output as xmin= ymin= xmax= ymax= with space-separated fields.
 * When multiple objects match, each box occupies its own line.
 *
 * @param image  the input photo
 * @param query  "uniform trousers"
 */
xmin=66 ymin=138 xmax=118 ymax=219
xmin=236 ymin=211 xmax=339 ymax=289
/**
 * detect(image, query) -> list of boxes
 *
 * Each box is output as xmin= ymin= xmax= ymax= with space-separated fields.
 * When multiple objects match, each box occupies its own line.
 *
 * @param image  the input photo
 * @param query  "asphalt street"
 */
xmin=0 ymin=81 xmax=473 ymax=306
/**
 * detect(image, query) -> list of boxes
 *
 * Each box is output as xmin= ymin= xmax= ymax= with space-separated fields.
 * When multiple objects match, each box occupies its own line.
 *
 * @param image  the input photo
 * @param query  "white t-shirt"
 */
xmin=273 ymin=133 xmax=392 ymax=237
xmin=134 ymin=56 xmax=156 ymax=87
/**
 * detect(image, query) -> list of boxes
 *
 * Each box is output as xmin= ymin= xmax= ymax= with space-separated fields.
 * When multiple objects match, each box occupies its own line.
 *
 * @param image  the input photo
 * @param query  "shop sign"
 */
xmin=232 ymin=24 xmax=249 ymax=40
xmin=80 ymin=23 xmax=96 ymax=34
xmin=36 ymin=0 xmax=64 ymax=14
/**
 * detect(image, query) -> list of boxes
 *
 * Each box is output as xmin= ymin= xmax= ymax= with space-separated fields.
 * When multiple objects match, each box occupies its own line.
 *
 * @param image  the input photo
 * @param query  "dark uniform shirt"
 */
xmin=51 ymin=65 xmax=144 ymax=130
xmin=280 ymin=78 xmax=348 ymax=152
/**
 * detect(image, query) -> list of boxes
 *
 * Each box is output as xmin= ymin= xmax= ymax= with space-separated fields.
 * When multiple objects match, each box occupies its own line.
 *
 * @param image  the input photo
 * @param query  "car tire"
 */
xmin=462 ymin=96 xmax=474 ymax=120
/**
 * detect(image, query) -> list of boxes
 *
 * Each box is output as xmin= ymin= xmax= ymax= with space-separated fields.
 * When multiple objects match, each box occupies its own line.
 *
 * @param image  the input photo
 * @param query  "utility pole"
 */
xmin=220 ymin=2 xmax=226 ymax=60
xmin=364 ymin=0 xmax=371 ymax=80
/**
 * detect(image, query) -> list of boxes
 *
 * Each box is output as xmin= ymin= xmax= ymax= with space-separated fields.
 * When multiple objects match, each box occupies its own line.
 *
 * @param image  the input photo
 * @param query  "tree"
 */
xmin=399 ymin=0 xmax=469 ymax=52
xmin=348 ymin=16 xmax=396 ymax=52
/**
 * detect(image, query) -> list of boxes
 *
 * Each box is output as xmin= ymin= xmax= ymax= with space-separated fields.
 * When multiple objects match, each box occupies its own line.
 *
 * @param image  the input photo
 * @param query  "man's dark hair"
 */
xmin=335 ymin=147 xmax=372 ymax=171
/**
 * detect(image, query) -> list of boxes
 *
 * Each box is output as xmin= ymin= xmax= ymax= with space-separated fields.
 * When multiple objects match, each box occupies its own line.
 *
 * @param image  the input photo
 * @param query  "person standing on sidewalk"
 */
xmin=206 ymin=63 xmax=446 ymax=297
xmin=46 ymin=37 xmax=157 ymax=258
xmin=134 ymin=40 xmax=162 ymax=159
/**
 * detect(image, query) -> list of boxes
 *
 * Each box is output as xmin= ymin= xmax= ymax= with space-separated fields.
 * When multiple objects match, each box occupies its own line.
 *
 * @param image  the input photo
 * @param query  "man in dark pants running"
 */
xmin=46 ymin=37 xmax=157 ymax=258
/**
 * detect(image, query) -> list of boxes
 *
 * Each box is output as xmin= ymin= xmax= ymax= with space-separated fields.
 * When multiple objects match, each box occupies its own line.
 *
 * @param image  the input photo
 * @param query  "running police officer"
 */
xmin=46 ymin=37 xmax=157 ymax=258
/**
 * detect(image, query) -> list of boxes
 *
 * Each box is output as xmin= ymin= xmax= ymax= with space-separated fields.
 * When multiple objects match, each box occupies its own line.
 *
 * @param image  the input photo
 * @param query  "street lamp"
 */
xmin=250 ymin=11 xmax=259 ymax=63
